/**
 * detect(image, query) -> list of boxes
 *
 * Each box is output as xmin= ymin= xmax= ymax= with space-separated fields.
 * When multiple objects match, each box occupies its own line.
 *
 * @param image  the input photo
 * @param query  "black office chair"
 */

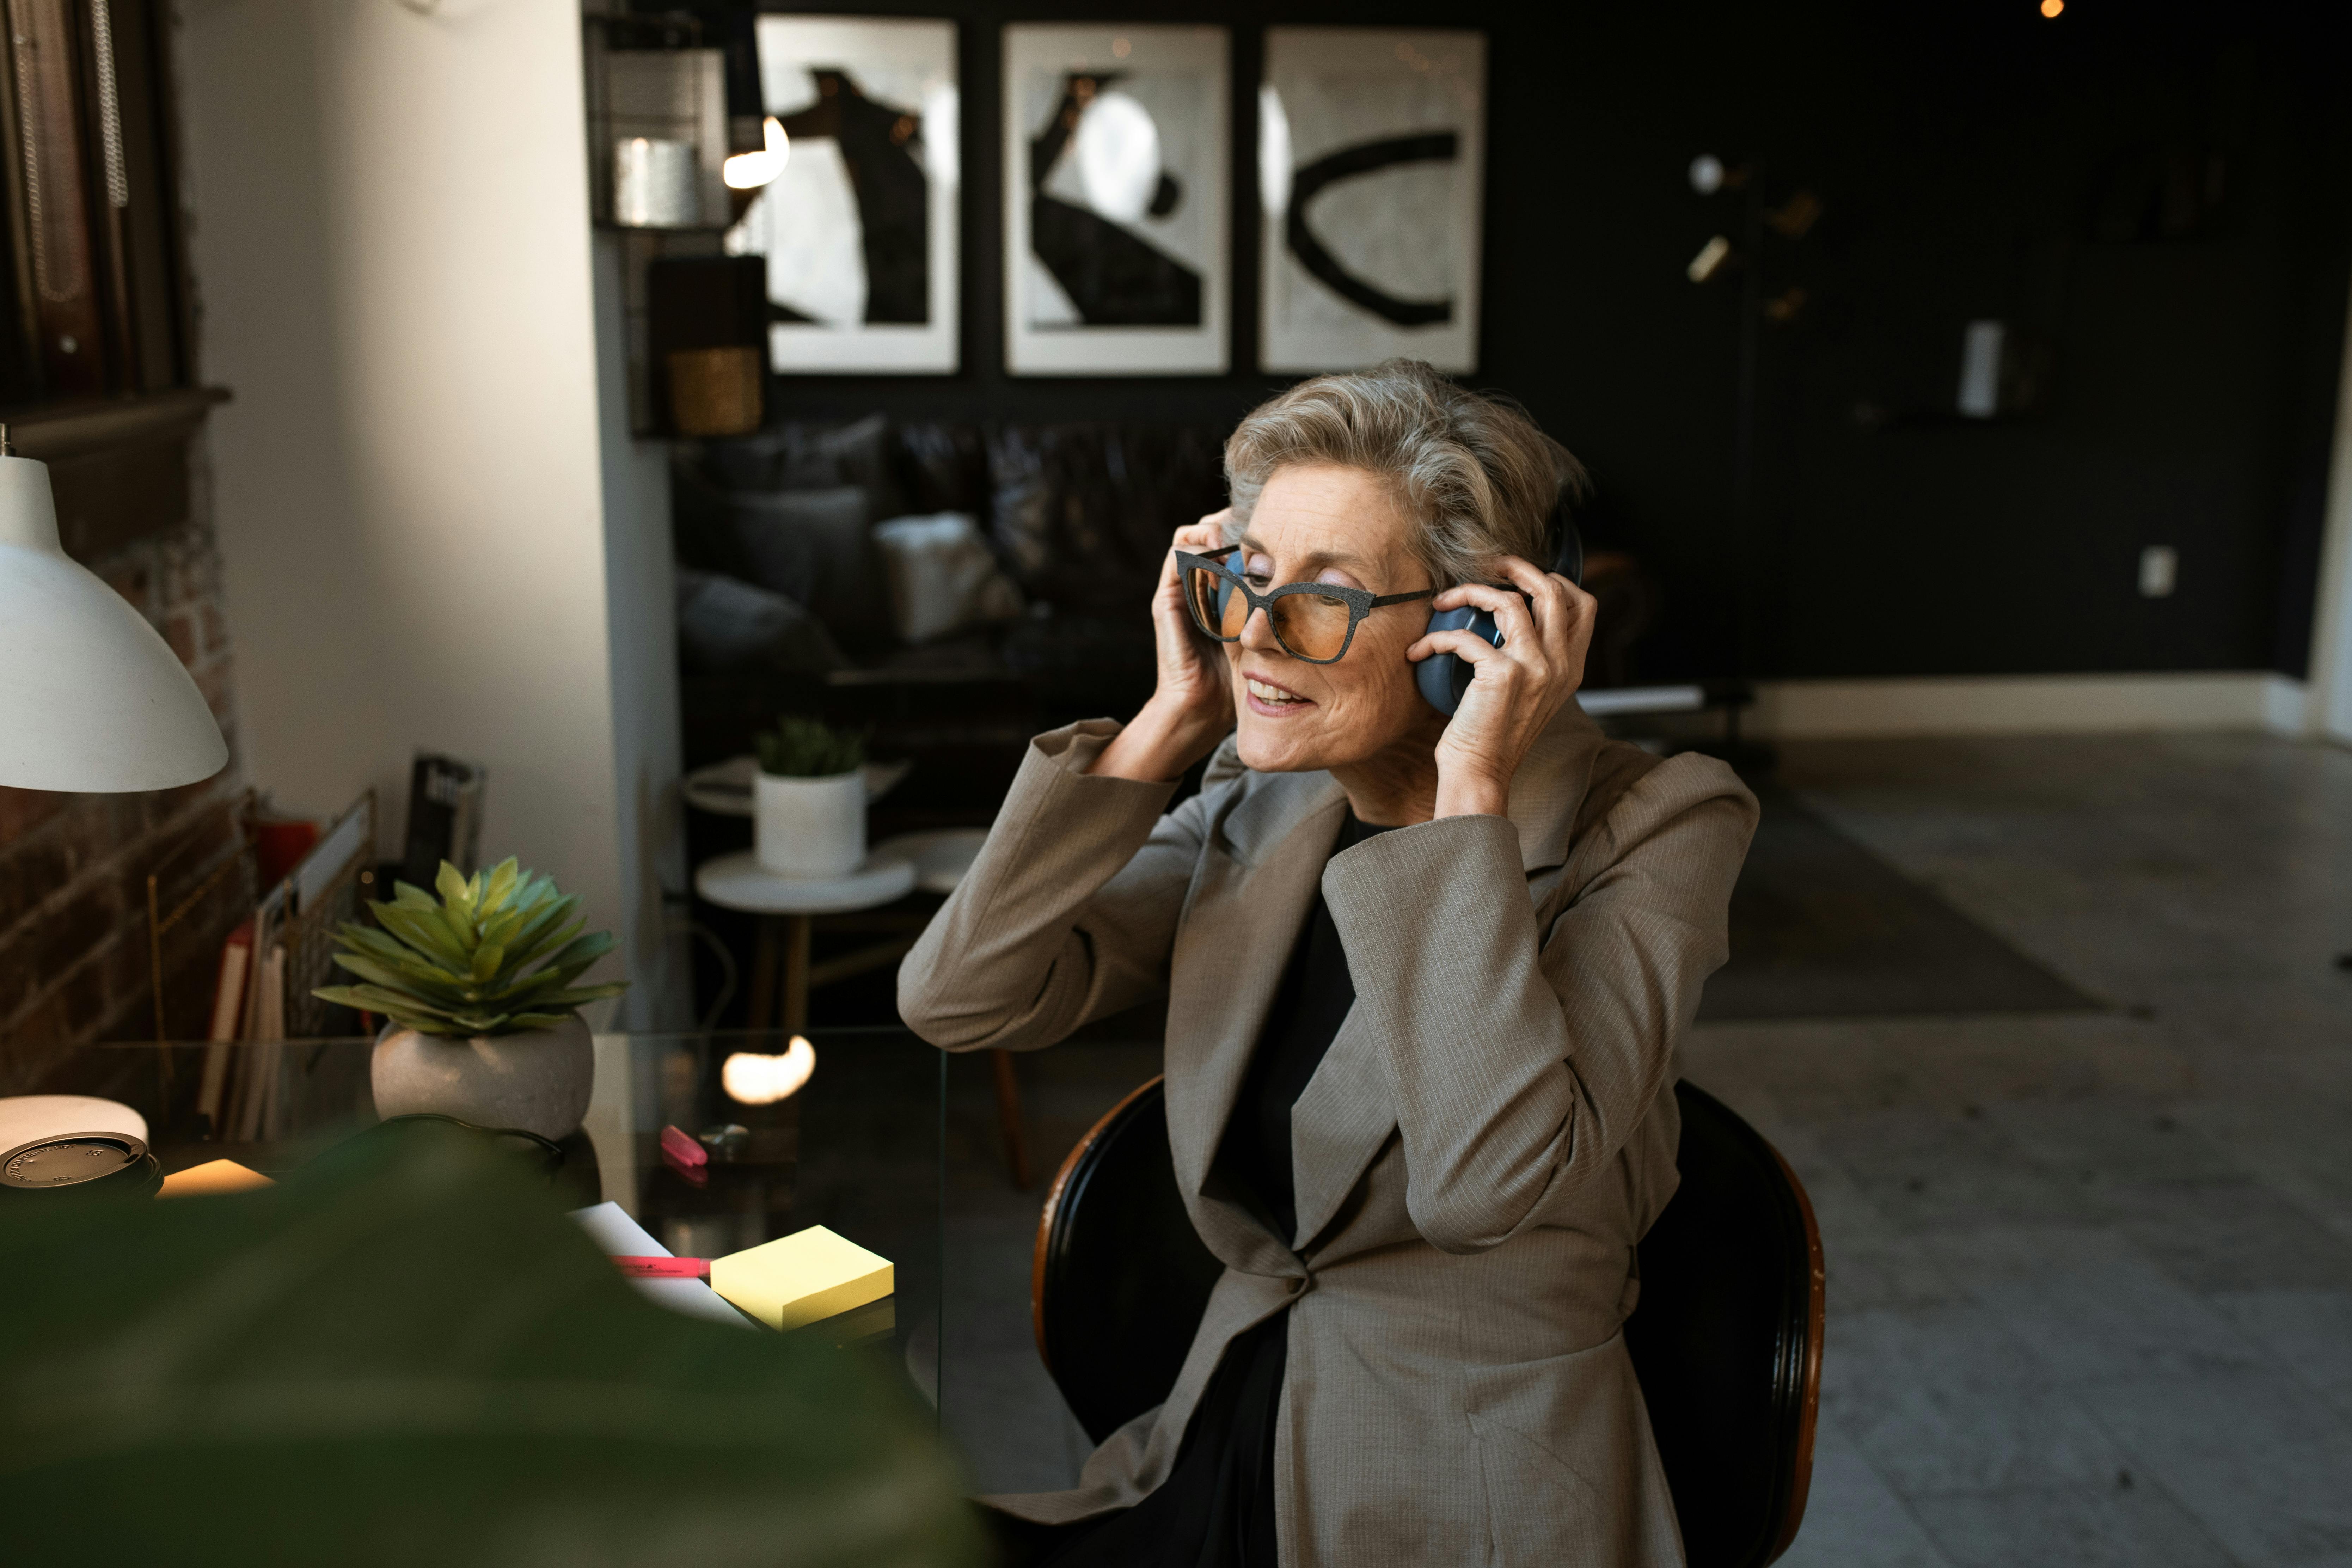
xmin=1031 ymin=1077 xmax=1824 ymax=1568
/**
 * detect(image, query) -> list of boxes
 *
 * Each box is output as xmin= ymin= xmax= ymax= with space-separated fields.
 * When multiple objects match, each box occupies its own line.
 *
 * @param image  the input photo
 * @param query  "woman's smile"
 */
xmin=1242 ymin=672 xmax=1313 ymax=716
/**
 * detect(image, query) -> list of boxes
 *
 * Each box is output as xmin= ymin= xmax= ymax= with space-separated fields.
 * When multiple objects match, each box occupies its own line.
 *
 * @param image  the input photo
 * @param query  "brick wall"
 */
xmin=0 ymin=508 xmax=248 ymax=1092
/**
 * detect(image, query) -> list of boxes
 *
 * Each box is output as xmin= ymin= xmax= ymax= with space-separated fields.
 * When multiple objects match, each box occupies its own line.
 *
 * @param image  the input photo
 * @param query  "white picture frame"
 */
xmin=731 ymin=16 xmax=959 ymax=375
xmin=1003 ymin=24 xmax=1230 ymax=376
xmin=1259 ymin=28 xmax=1485 ymax=374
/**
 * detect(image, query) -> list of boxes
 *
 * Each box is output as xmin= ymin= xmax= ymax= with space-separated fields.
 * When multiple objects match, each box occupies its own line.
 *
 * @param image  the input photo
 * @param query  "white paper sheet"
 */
xmin=570 ymin=1200 xmax=755 ymax=1329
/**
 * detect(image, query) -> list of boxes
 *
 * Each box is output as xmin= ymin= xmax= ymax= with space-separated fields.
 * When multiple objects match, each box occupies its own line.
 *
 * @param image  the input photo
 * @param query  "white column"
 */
xmin=2308 ymin=268 xmax=2352 ymax=743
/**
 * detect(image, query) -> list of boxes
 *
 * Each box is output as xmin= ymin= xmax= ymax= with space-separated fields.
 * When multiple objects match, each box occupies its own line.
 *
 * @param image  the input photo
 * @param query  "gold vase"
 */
xmin=667 ymin=346 xmax=764 ymax=437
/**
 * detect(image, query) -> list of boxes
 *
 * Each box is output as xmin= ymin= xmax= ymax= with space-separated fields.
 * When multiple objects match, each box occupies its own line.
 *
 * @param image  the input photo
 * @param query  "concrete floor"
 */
xmin=937 ymin=732 xmax=2352 ymax=1566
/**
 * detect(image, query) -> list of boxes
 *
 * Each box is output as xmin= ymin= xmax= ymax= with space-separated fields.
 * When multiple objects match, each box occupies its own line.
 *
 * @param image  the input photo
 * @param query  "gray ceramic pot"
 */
xmin=369 ymin=1012 xmax=593 ymax=1142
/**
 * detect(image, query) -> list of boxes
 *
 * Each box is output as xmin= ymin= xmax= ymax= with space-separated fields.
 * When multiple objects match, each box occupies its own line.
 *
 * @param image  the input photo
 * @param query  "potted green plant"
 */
xmin=754 ymin=715 xmax=868 ymax=877
xmin=314 ymin=858 xmax=628 ymax=1141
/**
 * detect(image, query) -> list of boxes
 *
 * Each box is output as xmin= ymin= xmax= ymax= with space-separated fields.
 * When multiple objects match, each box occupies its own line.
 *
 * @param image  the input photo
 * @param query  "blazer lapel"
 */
xmin=1288 ymin=704 xmax=1609 ymax=1251
xmin=1287 ymin=1003 xmax=1394 ymax=1251
xmin=1163 ymin=769 xmax=1347 ymax=1268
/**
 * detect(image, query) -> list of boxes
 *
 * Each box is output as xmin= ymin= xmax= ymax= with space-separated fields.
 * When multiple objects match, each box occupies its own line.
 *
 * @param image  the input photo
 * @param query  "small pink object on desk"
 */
xmin=659 ymin=1123 xmax=708 ymax=1184
xmin=611 ymin=1255 xmax=711 ymax=1280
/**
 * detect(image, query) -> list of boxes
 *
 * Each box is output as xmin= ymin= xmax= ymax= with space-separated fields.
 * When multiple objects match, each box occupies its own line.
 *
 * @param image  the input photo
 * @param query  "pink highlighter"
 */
xmin=610 ymin=1255 xmax=711 ymax=1280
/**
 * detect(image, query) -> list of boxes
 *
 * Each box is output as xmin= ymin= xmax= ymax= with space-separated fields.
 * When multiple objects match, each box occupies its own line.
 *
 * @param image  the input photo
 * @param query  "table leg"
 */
xmin=747 ymin=917 xmax=780 ymax=1030
xmin=782 ymin=913 xmax=812 ymax=1034
xmin=991 ymin=1048 xmax=1030 ymax=1189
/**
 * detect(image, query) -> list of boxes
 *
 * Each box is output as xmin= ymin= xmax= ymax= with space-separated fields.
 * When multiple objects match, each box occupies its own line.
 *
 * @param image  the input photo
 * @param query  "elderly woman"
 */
xmin=899 ymin=360 xmax=1757 ymax=1568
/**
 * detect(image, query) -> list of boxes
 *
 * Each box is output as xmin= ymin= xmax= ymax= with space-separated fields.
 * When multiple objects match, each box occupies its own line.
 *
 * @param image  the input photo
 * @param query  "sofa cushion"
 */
xmin=874 ymin=512 xmax=1026 ymax=644
xmin=724 ymin=485 xmax=893 ymax=658
xmin=985 ymin=423 xmax=1229 ymax=613
xmin=704 ymin=413 xmax=901 ymax=516
xmin=675 ymin=569 xmax=848 ymax=675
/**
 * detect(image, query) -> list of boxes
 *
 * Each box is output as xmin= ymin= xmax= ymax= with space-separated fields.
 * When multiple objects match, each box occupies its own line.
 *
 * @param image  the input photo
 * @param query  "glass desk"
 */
xmin=31 ymin=1026 xmax=947 ymax=1405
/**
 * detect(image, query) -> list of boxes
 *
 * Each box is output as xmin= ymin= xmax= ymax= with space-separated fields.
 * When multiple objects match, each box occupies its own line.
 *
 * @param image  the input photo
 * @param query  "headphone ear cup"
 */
xmin=1415 ymin=604 xmax=1457 ymax=714
xmin=1554 ymin=518 xmax=1585 ymax=587
xmin=1416 ymin=604 xmax=1501 ymax=716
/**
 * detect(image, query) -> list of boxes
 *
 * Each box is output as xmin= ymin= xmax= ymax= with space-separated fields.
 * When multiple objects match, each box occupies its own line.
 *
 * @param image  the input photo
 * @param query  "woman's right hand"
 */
xmin=1086 ymin=512 xmax=1238 ymax=781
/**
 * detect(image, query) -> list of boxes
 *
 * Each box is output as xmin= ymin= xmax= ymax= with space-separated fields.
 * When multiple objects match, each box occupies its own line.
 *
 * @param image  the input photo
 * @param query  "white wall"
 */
xmin=178 ymin=0 xmax=683 ymax=1023
xmin=2309 ymin=264 xmax=2352 ymax=745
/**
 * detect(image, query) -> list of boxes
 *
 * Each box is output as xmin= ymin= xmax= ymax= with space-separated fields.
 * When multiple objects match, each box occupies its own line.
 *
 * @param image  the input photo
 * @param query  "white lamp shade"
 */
xmin=0 ymin=454 xmax=228 ymax=792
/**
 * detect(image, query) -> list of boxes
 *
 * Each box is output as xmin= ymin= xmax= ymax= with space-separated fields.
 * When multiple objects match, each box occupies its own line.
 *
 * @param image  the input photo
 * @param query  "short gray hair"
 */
xmin=1223 ymin=359 xmax=1586 ymax=589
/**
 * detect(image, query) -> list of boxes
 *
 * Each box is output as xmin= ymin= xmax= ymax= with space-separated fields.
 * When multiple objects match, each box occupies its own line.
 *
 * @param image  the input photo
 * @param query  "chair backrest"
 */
xmin=1623 ymin=1082 xmax=1824 ymax=1568
xmin=1031 ymin=1077 xmax=1824 ymax=1567
xmin=1031 ymin=1076 xmax=1226 ymax=1445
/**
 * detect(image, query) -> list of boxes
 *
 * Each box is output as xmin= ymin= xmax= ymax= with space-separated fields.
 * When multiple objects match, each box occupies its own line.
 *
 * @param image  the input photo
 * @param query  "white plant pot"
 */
xmin=370 ymin=1012 xmax=593 ymax=1143
xmin=755 ymin=768 xmax=865 ymax=877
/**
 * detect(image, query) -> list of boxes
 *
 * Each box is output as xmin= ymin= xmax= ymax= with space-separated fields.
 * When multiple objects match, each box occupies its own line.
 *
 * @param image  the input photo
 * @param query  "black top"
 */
xmin=999 ymin=813 xmax=1393 ymax=1568
xmin=1216 ymin=813 xmax=1395 ymax=1242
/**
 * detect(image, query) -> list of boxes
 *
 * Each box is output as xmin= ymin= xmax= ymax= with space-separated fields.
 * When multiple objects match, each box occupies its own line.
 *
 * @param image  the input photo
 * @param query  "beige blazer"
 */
xmin=898 ymin=706 xmax=1757 ymax=1568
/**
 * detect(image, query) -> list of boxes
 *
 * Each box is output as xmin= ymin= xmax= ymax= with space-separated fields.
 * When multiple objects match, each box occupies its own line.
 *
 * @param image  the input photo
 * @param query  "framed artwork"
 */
xmin=1003 ymin=25 xmax=1230 ymax=376
xmin=1259 ymin=29 xmax=1486 ymax=374
xmin=730 ymin=16 xmax=959 ymax=374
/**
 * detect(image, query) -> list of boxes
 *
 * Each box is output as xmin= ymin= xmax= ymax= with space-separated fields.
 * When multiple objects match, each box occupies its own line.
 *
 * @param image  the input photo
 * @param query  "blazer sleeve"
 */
xmin=1319 ymin=755 xmax=1757 ymax=1254
xmin=896 ymin=720 xmax=1219 ymax=1053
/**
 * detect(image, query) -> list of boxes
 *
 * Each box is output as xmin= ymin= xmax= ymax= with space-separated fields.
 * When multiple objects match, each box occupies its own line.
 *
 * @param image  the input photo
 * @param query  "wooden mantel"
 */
xmin=0 ymin=387 xmax=233 ymax=560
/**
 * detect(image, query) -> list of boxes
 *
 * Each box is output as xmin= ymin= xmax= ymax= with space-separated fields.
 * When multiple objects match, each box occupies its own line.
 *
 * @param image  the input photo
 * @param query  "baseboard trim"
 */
xmin=1747 ymin=672 xmax=2311 ymax=740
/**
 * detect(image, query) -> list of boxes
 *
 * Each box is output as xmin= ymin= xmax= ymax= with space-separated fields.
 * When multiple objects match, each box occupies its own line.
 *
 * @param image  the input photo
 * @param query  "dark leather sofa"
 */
xmin=673 ymin=415 xmax=1228 ymax=829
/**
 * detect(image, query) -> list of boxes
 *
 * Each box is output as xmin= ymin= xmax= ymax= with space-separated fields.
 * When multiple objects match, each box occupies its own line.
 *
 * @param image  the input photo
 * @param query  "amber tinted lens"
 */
xmin=1185 ymin=564 xmax=1245 ymax=641
xmin=1268 ymin=590 xmax=1356 ymax=661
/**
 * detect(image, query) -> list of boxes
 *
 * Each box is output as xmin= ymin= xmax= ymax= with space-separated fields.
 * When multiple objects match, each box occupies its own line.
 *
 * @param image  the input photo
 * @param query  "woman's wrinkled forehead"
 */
xmin=1233 ymin=531 xmax=1376 ymax=579
xmin=1232 ymin=464 xmax=1430 ymax=589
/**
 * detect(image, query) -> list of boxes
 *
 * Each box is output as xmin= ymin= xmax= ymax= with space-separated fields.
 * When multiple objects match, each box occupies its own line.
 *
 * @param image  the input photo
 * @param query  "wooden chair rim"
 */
xmin=1766 ymin=1136 xmax=1826 ymax=1562
xmin=1031 ymin=1072 xmax=1168 ymax=1374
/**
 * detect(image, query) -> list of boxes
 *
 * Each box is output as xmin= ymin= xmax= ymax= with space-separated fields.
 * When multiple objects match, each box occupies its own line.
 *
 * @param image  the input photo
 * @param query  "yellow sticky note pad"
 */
xmin=709 ymin=1225 xmax=893 ymax=1330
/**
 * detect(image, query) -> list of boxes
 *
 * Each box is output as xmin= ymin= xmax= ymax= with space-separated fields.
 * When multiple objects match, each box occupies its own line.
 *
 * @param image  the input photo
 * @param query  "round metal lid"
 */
xmin=0 ymin=1130 xmax=153 ymax=1191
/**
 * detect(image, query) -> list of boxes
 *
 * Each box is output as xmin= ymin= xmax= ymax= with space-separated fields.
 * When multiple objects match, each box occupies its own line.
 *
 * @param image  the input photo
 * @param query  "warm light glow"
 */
xmin=2040 ymin=0 xmax=2063 ymax=15
xmin=723 ymin=117 xmax=791 ymax=190
xmin=723 ymin=1035 xmax=816 ymax=1105
xmin=1687 ymin=235 xmax=1733 ymax=283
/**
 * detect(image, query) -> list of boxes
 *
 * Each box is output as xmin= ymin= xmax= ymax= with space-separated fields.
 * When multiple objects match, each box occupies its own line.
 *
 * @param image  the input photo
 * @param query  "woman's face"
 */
xmin=1226 ymin=463 xmax=1441 ymax=776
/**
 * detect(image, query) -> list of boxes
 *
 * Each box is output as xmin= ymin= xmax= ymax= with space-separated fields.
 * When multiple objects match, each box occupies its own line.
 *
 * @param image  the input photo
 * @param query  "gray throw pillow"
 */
xmin=873 ymin=513 xmax=1025 ymax=644
xmin=674 ymin=569 xmax=848 ymax=675
xmin=724 ymin=485 xmax=892 ymax=657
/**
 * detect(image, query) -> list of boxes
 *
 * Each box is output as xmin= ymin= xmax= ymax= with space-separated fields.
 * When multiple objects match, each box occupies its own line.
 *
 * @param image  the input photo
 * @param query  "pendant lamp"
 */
xmin=0 ymin=428 xmax=228 ymax=792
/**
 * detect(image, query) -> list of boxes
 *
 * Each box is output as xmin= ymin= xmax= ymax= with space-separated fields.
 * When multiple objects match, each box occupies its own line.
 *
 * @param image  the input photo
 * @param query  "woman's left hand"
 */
xmin=1406 ymin=556 xmax=1597 ymax=819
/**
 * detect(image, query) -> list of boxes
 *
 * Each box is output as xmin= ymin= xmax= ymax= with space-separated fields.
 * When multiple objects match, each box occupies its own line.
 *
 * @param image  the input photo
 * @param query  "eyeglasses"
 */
xmin=1176 ymin=545 xmax=1435 ymax=664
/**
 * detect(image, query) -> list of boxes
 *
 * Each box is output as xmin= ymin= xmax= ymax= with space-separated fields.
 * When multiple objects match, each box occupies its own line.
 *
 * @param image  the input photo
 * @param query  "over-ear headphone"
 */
xmin=1414 ymin=497 xmax=1585 ymax=716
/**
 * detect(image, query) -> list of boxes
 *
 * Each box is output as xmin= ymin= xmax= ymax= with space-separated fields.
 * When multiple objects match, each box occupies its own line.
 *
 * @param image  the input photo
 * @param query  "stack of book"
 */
xmin=197 ymin=792 xmax=376 ymax=1143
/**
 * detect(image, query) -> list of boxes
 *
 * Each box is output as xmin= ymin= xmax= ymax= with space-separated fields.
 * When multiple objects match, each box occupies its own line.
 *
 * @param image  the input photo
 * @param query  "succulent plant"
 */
xmin=312 ymin=858 xmax=628 ymax=1037
xmin=755 ymin=714 xmax=868 ymax=778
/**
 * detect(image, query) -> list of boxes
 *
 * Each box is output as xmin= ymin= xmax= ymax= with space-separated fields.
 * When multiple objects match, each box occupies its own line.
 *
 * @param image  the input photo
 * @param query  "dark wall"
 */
xmin=746 ymin=0 xmax=2352 ymax=684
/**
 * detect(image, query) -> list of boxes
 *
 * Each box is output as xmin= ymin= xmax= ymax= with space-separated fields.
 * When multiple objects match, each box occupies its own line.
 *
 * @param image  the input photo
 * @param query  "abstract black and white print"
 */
xmin=1260 ymin=30 xmax=1484 ymax=373
xmin=731 ymin=17 xmax=958 ymax=374
xmin=1004 ymin=25 xmax=1229 ymax=375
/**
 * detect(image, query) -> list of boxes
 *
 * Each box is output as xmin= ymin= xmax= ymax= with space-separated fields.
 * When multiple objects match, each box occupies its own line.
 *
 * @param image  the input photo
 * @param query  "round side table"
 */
xmin=693 ymin=850 xmax=918 ymax=1033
